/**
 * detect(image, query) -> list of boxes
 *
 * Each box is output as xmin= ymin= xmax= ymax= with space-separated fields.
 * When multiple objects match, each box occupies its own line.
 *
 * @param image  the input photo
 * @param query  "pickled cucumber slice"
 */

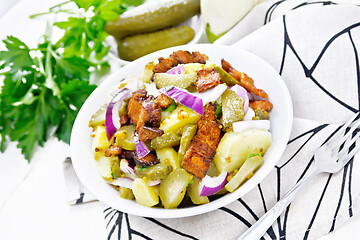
xmin=225 ymin=155 xmax=263 ymax=192
xmin=159 ymin=168 xmax=193 ymax=209
xmin=213 ymin=129 xmax=271 ymax=173
xmin=105 ymin=0 xmax=200 ymax=39
xmin=178 ymin=124 xmax=197 ymax=162
xmin=154 ymin=71 xmax=197 ymax=89
xmin=220 ymin=89 xmax=245 ymax=130
xmin=214 ymin=66 xmax=239 ymax=86
xmin=159 ymin=105 xmax=201 ymax=133
xmin=116 ymin=25 xmax=195 ymax=61
xmin=156 ymin=147 xmax=181 ymax=170
xmin=110 ymin=156 xmax=121 ymax=178
xmin=119 ymin=187 xmax=135 ymax=200
xmin=133 ymin=178 xmax=159 ymax=207
xmin=115 ymin=125 xmax=136 ymax=150
xmin=135 ymin=163 xmax=172 ymax=181
xmin=89 ymin=104 xmax=107 ymax=129
xmin=150 ymin=131 xmax=181 ymax=150
xmin=187 ymin=178 xmax=209 ymax=204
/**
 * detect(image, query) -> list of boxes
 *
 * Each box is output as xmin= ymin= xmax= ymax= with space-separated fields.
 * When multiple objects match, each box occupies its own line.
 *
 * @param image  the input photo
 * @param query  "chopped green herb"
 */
xmin=163 ymin=101 xmax=177 ymax=113
xmin=215 ymin=102 xmax=222 ymax=117
xmin=188 ymin=179 xmax=194 ymax=185
xmin=246 ymin=153 xmax=260 ymax=159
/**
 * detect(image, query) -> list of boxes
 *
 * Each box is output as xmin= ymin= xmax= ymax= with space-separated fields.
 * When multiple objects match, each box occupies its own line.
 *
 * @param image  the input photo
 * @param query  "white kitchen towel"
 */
xmin=64 ymin=1 xmax=360 ymax=239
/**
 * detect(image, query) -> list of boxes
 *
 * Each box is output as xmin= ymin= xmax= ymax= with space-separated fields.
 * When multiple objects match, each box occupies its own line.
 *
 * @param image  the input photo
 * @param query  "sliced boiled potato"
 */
xmin=159 ymin=105 xmax=201 ymax=133
xmin=187 ymin=178 xmax=210 ymax=205
xmin=133 ymin=178 xmax=159 ymax=207
xmin=159 ymin=168 xmax=193 ymax=209
xmin=95 ymin=156 xmax=112 ymax=179
xmin=213 ymin=129 xmax=271 ymax=173
xmin=156 ymin=147 xmax=181 ymax=170
xmin=225 ymin=155 xmax=263 ymax=192
xmin=92 ymin=126 xmax=111 ymax=153
xmin=184 ymin=63 xmax=205 ymax=73
xmin=154 ymin=71 xmax=197 ymax=89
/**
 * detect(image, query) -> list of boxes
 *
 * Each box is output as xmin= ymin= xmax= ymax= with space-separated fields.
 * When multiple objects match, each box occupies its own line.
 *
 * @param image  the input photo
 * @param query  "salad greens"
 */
xmin=0 ymin=0 xmax=144 ymax=161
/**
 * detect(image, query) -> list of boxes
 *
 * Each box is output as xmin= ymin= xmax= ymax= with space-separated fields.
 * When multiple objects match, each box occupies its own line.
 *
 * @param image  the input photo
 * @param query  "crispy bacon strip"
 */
xmin=152 ymin=50 xmax=209 ymax=74
xmin=196 ymin=68 xmax=221 ymax=93
xmin=105 ymin=145 xmax=123 ymax=157
xmin=155 ymin=93 xmax=172 ymax=109
xmin=135 ymin=153 xmax=159 ymax=166
xmin=181 ymin=103 xmax=221 ymax=179
xmin=127 ymin=89 xmax=164 ymax=142
xmin=249 ymin=100 xmax=273 ymax=112
xmin=221 ymin=59 xmax=268 ymax=99
xmin=119 ymin=115 xmax=129 ymax=126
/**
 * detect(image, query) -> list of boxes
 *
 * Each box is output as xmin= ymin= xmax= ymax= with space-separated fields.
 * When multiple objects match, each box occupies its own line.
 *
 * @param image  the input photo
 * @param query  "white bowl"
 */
xmin=70 ymin=44 xmax=293 ymax=218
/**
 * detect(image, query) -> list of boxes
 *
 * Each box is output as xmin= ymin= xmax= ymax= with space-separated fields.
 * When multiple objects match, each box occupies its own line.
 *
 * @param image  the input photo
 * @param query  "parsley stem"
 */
xmin=30 ymin=9 xmax=77 ymax=18
xmin=49 ymin=0 xmax=72 ymax=11
xmin=43 ymin=22 xmax=60 ymax=97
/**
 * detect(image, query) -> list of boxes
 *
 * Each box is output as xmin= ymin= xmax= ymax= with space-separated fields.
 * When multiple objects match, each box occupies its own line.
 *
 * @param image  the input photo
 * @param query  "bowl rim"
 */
xmin=70 ymin=43 xmax=293 ymax=218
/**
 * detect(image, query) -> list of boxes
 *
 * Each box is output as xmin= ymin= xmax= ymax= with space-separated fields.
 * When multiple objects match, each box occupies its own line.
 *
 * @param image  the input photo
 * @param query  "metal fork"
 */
xmin=238 ymin=112 xmax=360 ymax=240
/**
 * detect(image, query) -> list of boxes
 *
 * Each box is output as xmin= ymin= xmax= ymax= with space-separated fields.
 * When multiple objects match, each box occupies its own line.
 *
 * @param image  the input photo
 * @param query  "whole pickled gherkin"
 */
xmin=220 ymin=89 xmax=245 ymax=130
xmin=116 ymin=25 xmax=195 ymax=61
xmin=150 ymin=131 xmax=182 ymax=150
xmin=135 ymin=163 xmax=173 ymax=181
xmin=178 ymin=124 xmax=197 ymax=162
xmin=105 ymin=0 xmax=200 ymax=39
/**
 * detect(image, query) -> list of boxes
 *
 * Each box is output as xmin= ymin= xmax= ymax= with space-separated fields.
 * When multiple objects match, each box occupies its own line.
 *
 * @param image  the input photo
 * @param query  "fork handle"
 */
xmin=238 ymin=168 xmax=319 ymax=240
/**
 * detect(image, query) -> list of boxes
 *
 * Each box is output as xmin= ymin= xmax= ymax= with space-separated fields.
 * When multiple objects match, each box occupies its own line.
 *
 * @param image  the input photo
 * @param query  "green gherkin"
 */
xmin=105 ymin=0 xmax=200 ymax=39
xmin=116 ymin=26 xmax=195 ymax=61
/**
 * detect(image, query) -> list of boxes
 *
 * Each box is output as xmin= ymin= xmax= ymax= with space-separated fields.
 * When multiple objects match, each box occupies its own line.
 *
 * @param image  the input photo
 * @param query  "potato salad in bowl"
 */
xmin=70 ymin=44 xmax=292 ymax=218
xmin=89 ymin=50 xmax=273 ymax=209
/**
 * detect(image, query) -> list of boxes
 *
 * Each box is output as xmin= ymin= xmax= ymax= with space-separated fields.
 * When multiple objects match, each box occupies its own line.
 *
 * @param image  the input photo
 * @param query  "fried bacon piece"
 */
xmin=155 ymin=93 xmax=172 ymax=109
xmin=135 ymin=153 xmax=159 ymax=166
xmin=119 ymin=115 xmax=129 ymax=126
xmin=138 ymin=125 xmax=164 ymax=142
xmin=221 ymin=59 xmax=268 ymax=99
xmin=249 ymin=100 xmax=273 ymax=112
xmin=196 ymin=68 xmax=221 ymax=92
xmin=181 ymin=103 xmax=221 ymax=179
xmin=105 ymin=145 xmax=123 ymax=157
xmin=152 ymin=50 xmax=209 ymax=73
xmin=119 ymin=150 xmax=136 ymax=161
xmin=127 ymin=89 xmax=164 ymax=142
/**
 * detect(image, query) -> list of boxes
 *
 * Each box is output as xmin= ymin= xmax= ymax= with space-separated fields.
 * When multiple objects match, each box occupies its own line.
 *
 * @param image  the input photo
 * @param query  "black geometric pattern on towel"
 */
xmin=100 ymin=3 xmax=360 ymax=240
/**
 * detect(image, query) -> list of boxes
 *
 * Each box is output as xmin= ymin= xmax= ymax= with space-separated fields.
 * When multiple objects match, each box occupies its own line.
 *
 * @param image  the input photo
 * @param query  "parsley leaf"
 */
xmin=0 ymin=0 xmax=143 ymax=161
xmin=0 ymin=36 xmax=33 ymax=71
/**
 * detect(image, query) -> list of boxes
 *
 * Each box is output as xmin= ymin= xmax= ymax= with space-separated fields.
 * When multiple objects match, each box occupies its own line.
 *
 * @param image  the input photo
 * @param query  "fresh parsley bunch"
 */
xmin=0 ymin=0 xmax=144 ymax=161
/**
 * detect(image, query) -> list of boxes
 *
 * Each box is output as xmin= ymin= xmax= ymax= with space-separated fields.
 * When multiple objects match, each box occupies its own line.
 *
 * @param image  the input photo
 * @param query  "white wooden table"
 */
xmin=0 ymin=0 xmax=358 ymax=239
